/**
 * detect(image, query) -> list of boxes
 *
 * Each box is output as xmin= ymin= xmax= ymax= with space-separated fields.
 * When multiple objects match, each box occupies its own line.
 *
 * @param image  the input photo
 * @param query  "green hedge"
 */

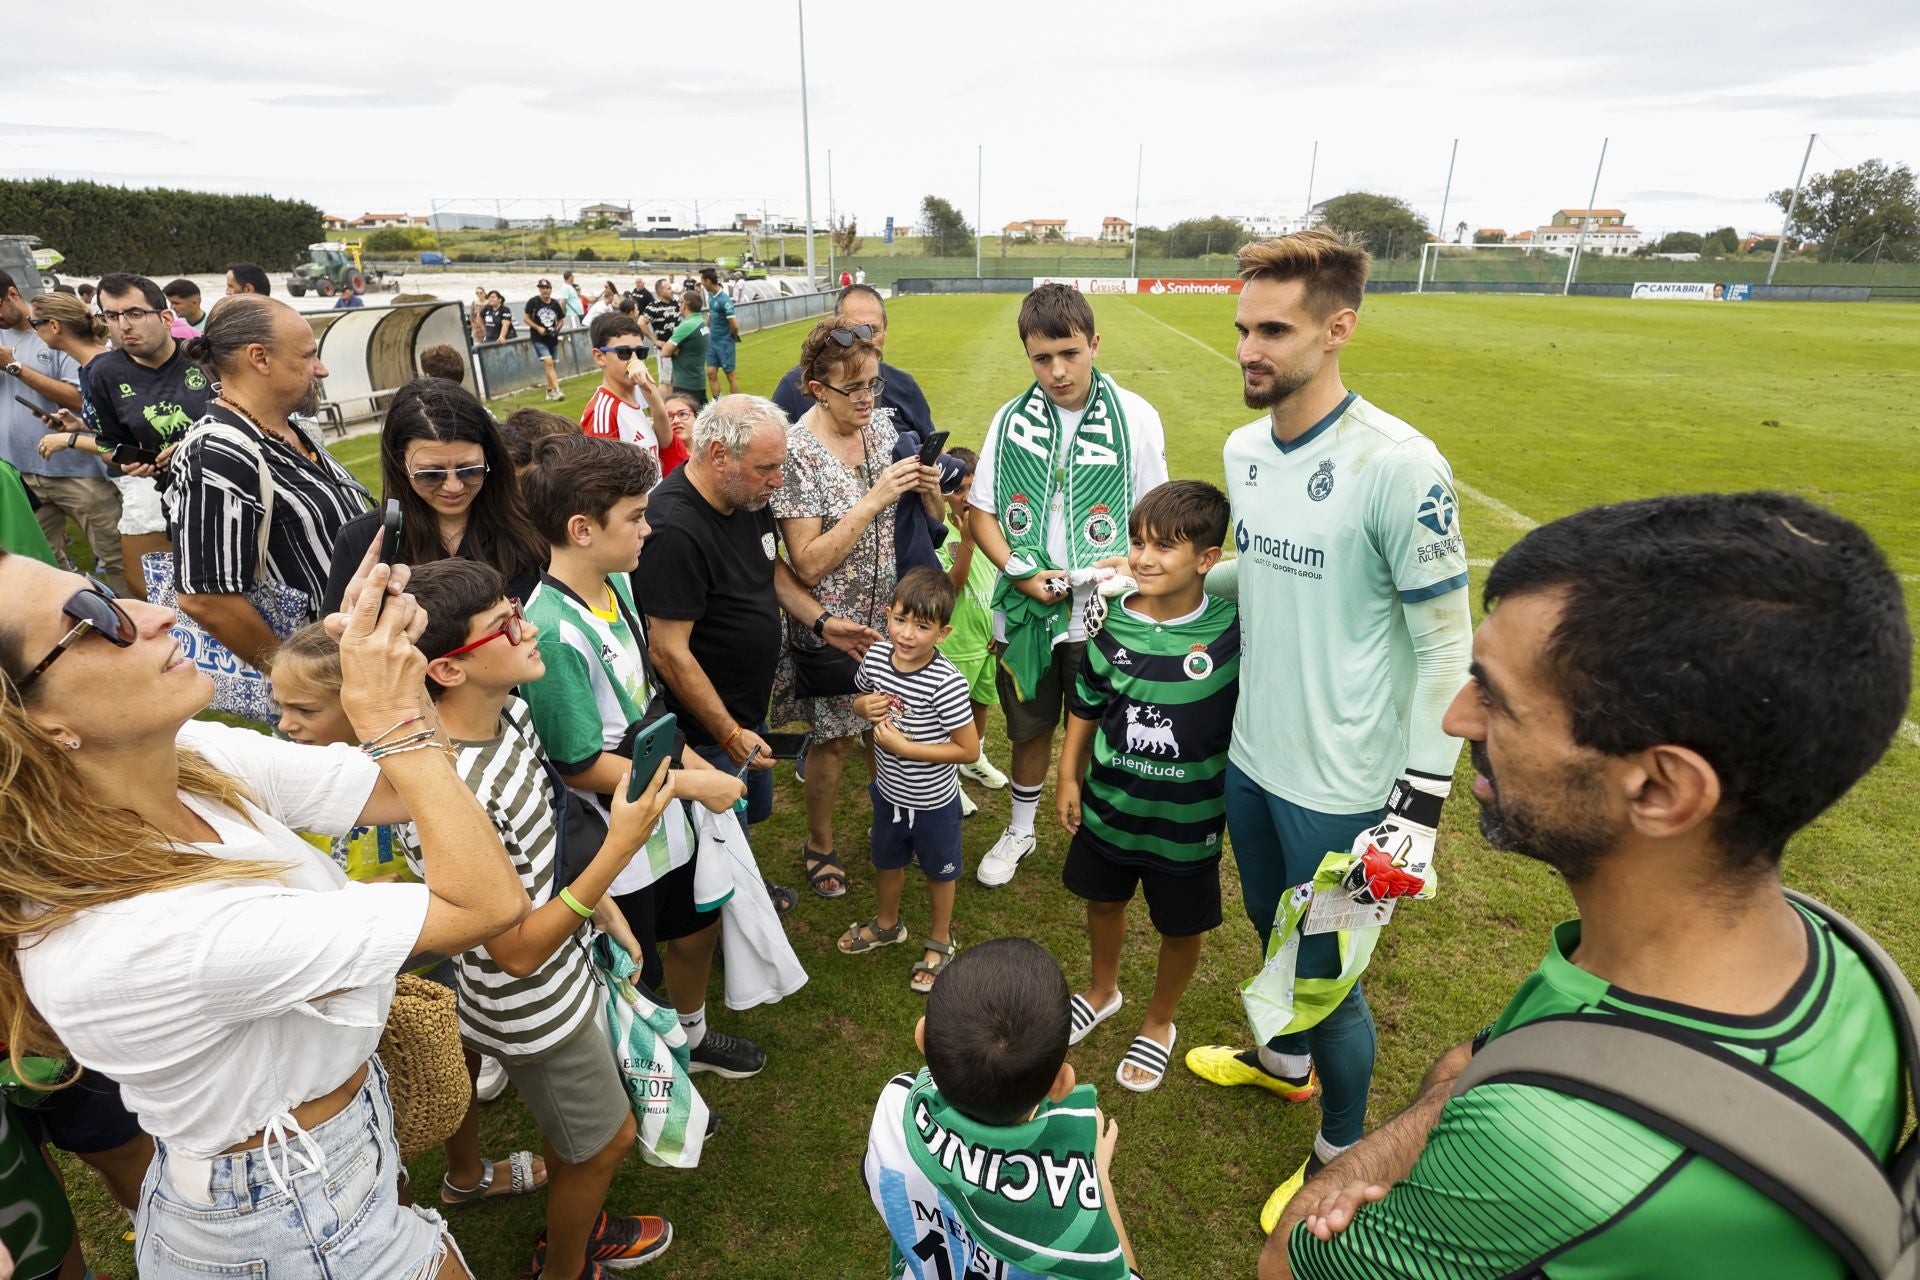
xmin=0 ymin=178 xmax=323 ymax=277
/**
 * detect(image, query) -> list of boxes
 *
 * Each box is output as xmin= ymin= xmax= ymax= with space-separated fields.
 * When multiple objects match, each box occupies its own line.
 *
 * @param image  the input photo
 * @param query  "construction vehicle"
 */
xmin=0 ymin=235 xmax=63 ymax=294
xmin=287 ymin=241 xmax=392 ymax=297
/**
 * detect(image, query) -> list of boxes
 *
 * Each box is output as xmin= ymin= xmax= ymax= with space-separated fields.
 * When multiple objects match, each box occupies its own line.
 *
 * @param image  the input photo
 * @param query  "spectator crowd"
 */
xmin=0 ymin=232 xmax=1912 ymax=1280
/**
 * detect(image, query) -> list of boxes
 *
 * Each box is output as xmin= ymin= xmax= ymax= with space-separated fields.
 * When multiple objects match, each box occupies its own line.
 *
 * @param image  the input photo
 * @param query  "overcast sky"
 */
xmin=7 ymin=1 xmax=1918 ymax=246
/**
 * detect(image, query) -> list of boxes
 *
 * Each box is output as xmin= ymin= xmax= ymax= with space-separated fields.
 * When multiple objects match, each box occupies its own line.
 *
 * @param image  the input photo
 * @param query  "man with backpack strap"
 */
xmin=1263 ymin=491 xmax=1915 ymax=1280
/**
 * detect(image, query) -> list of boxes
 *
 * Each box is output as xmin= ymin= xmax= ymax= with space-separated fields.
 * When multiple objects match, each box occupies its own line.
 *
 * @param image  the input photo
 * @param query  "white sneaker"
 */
xmin=545 ymin=388 xmax=564 ymax=402
xmin=958 ymin=755 xmax=1009 ymax=790
xmin=959 ymin=789 xmax=978 ymax=818
xmin=475 ymin=1054 xmax=508 ymax=1102
xmin=976 ymin=826 xmax=1036 ymax=887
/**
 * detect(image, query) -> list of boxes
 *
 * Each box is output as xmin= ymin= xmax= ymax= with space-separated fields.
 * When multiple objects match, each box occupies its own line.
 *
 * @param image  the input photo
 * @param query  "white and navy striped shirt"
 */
xmin=400 ymin=699 xmax=600 ymax=1060
xmin=855 ymin=642 xmax=974 ymax=809
xmin=165 ymin=406 xmax=371 ymax=620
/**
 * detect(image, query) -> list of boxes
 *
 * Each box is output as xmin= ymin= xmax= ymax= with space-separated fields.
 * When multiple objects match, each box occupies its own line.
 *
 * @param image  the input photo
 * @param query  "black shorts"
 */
xmin=994 ymin=640 xmax=1086 ymax=743
xmin=12 ymin=1064 xmax=142 ymax=1155
xmin=613 ymin=853 xmax=721 ymax=947
xmin=1062 ymin=831 xmax=1223 ymax=938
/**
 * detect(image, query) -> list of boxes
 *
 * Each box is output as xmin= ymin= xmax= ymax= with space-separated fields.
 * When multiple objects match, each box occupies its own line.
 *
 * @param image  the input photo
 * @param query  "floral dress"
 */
xmin=770 ymin=409 xmax=899 ymax=742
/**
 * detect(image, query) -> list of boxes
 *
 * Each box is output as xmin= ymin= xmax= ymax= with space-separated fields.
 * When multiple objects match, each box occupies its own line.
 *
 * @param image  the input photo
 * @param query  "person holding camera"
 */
xmin=0 ymin=537 xmax=529 ymax=1279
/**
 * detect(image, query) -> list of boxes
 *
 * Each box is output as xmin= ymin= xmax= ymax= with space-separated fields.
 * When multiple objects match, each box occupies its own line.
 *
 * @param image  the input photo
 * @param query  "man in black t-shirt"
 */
xmin=523 ymin=279 xmax=566 ymax=402
xmin=632 ymin=394 xmax=880 ymax=840
xmin=644 ymin=278 xmax=682 ymax=387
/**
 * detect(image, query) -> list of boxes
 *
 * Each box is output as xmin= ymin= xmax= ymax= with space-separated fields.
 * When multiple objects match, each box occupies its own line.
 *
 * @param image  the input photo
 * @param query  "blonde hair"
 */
xmin=275 ymin=622 xmax=343 ymax=691
xmin=0 ymin=555 xmax=287 ymax=1081
xmin=30 ymin=292 xmax=108 ymax=345
xmin=1236 ymin=228 xmax=1371 ymax=316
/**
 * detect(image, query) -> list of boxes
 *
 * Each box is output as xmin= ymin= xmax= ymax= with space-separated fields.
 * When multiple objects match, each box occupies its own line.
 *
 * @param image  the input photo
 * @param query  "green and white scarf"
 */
xmin=592 ymin=937 xmax=710 ymax=1168
xmin=990 ymin=370 xmax=1133 ymax=576
xmin=897 ymin=1070 xmax=1127 ymax=1280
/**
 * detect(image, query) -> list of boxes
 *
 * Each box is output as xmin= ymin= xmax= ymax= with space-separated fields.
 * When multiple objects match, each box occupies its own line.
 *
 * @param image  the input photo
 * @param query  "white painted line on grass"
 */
xmin=1131 ymin=305 xmax=1242 ymax=366
xmin=1454 ymin=481 xmax=1540 ymax=531
xmin=1902 ymin=721 xmax=1920 ymax=749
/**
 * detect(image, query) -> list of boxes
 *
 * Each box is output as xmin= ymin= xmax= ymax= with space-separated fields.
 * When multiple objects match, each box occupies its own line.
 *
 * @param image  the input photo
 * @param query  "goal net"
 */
xmin=1416 ymin=241 xmax=1569 ymax=291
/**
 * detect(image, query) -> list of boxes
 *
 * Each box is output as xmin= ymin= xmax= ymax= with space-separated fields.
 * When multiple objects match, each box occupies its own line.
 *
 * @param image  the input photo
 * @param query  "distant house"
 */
xmin=1238 ymin=212 xmax=1319 ymax=239
xmin=1549 ymin=208 xmax=1626 ymax=228
xmin=1100 ymin=216 xmax=1133 ymax=244
xmin=1003 ymin=218 xmax=1070 ymax=241
xmin=321 ymin=214 xmax=347 ymax=231
xmin=348 ymin=213 xmax=423 ymax=230
xmin=1510 ymin=229 xmax=1535 ymax=243
xmin=581 ymin=202 xmax=633 ymax=227
xmin=1530 ymin=208 xmax=1642 ymax=255
xmin=1474 ymin=227 xmax=1506 ymax=243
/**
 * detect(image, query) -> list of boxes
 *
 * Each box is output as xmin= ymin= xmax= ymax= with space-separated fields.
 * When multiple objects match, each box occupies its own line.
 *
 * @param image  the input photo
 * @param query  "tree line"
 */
xmin=0 ymin=178 xmax=322 ymax=277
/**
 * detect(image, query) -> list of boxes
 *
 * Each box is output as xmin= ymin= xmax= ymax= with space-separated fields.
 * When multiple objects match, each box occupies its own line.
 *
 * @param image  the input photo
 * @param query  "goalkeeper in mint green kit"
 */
xmin=1184 ymin=229 xmax=1473 ymax=1230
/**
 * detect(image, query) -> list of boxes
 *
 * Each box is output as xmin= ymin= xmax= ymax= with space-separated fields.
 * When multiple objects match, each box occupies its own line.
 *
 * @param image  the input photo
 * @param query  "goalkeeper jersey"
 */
xmin=1221 ymin=392 xmax=1468 ymax=813
xmin=1287 ymin=899 xmax=1904 ymax=1280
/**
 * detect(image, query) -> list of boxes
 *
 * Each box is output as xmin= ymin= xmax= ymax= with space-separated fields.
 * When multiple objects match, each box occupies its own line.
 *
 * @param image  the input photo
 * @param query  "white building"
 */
xmin=1238 ymin=212 xmax=1320 ymax=239
xmin=1530 ymin=208 xmax=1644 ymax=256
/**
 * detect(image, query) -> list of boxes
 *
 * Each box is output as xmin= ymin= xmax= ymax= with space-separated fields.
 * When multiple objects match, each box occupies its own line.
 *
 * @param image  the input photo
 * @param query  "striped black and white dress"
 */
xmin=165 ymin=404 xmax=371 ymax=621
xmin=855 ymin=641 xmax=975 ymax=810
xmin=400 ymin=699 xmax=600 ymax=1060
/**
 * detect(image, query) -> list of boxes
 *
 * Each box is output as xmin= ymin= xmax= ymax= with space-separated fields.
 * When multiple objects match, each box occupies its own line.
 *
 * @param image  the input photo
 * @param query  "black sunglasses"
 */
xmin=14 ymin=577 xmax=137 ymax=693
xmin=26 ymin=316 xmax=52 ymax=329
xmin=827 ymin=324 xmax=876 ymax=347
xmin=597 ymin=345 xmax=648 ymax=362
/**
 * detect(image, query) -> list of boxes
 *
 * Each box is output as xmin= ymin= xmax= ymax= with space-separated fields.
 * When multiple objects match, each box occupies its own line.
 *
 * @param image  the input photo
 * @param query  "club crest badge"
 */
xmin=1006 ymin=495 xmax=1034 ymax=537
xmin=185 ymin=367 xmax=208 ymax=391
xmin=761 ymin=532 xmax=776 ymax=560
xmin=1083 ymin=503 xmax=1118 ymax=549
xmin=1307 ymin=459 xmax=1336 ymax=502
xmin=1183 ymin=644 xmax=1214 ymax=680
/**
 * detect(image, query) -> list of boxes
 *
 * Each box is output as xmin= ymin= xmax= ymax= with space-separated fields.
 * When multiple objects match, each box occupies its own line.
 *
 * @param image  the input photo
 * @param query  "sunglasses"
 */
xmin=408 ymin=464 xmax=488 ymax=488
xmin=99 ymin=307 xmax=162 ymax=324
xmin=821 ymin=377 xmax=886 ymax=403
xmin=14 ymin=577 xmax=137 ymax=693
xmin=435 ymin=598 xmax=527 ymax=660
xmin=827 ymin=324 xmax=876 ymax=347
xmin=597 ymin=345 xmax=648 ymax=362
xmin=26 ymin=316 xmax=52 ymax=329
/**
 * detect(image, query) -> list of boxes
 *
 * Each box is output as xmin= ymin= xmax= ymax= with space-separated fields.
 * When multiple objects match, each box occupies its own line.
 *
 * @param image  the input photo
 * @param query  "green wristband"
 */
xmin=557 ymin=887 xmax=594 ymax=919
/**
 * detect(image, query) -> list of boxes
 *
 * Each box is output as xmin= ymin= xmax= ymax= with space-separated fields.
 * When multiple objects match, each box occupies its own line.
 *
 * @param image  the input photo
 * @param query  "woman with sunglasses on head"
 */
xmin=320 ymin=376 xmax=546 ymax=614
xmin=0 ymin=542 xmax=530 ymax=1279
xmin=771 ymin=319 xmax=943 ymax=899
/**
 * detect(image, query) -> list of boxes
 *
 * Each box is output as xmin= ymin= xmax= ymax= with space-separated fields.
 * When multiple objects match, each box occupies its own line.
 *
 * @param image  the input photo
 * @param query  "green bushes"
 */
xmin=0 ymin=178 xmax=322 ymax=275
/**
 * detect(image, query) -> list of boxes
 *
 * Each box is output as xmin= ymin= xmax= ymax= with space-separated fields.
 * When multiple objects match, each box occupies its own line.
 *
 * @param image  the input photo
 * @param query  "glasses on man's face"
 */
xmin=408 ymin=464 xmax=488 ymax=489
xmin=436 ymin=599 xmax=527 ymax=660
xmin=597 ymin=345 xmax=647 ymax=362
xmin=13 ymin=577 xmax=138 ymax=693
xmin=99 ymin=307 xmax=162 ymax=325
xmin=827 ymin=324 xmax=876 ymax=347
xmin=822 ymin=377 xmax=886 ymax=404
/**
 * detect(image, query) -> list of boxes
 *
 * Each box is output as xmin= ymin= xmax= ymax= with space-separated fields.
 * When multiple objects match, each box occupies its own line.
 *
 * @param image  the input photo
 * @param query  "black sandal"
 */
xmin=802 ymin=847 xmax=848 ymax=899
xmin=764 ymin=878 xmax=797 ymax=917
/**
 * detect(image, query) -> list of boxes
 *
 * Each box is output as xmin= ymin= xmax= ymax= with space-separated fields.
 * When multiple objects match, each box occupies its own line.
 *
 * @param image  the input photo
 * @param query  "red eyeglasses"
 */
xmin=435 ymin=599 xmax=527 ymax=659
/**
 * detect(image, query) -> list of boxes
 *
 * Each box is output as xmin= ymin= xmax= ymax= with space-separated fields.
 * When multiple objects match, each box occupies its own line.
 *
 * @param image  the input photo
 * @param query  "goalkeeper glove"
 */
xmin=1079 ymin=570 xmax=1138 ymax=638
xmin=1342 ymin=768 xmax=1451 ymax=904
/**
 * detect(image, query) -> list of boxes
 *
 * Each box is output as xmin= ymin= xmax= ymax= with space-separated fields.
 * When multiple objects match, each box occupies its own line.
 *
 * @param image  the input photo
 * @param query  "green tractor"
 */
xmin=287 ymin=241 xmax=379 ymax=297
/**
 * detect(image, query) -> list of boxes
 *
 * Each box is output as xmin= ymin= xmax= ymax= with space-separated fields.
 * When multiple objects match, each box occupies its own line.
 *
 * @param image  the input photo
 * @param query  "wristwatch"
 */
xmin=811 ymin=609 xmax=832 ymax=637
xmin=3 ymin=362 xmax=20 ymax=378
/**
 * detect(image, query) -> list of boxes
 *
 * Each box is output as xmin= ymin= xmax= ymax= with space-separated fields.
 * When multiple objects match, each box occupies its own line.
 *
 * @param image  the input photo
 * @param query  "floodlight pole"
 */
xmin=798 ymin=0 xmax=817 ymax=289
xmin=1130 ymin=143 xmax=1143 ymax=277
xmin=1769 ymin=133 xmax=1815 ymax=286
xmin=1564 ymin=136 xmax=1608 ymax=297
xmin=827 ymin=148 xmax=835 ymax=286
xmin=1435 ymin=139 xmax=1458 ymax=247
xmin=1305 ymin=140 xmax=1318 ymax=222
xmin=976 ymin=145 xmax=983 ymax=279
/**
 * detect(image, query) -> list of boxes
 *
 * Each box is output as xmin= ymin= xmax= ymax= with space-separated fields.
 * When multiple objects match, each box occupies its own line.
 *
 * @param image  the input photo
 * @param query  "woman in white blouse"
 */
xmin=0 ymin=540 xmax=631 ymax=1279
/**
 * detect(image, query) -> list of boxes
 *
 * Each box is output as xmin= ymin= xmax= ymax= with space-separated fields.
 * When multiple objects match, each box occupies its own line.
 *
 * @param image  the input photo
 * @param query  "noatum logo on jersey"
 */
xmin=1234 ymin=520 xmax=1326 ymax=580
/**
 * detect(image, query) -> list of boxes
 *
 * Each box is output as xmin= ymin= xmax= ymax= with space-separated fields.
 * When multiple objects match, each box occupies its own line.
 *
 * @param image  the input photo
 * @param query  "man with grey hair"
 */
xmin=633 ymin=394 xmax=879 ymax=845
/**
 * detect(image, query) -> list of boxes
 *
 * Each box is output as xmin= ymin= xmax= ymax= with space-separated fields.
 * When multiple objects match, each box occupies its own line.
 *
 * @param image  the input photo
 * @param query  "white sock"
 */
xmin=678 ymin=1005 xmax=707 ymax=1051
xmin=1313 ymin=1131 xmax=1356 ymax=1165
xmin=1257 ymin=1046 xmax=1313 ymax=1080
xmin=1009 ymin=784 xmax=1042 ymax=836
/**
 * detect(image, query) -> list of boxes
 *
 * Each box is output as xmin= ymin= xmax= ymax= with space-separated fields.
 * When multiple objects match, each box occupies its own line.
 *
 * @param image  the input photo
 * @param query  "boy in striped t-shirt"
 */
xmin=839 ymin=566 xmax=980 ymax=995
xmin=405 ymin=558 xmax=688 ymax=1277
xmin=1057 ymin=481 xmax=1239 ymax=1093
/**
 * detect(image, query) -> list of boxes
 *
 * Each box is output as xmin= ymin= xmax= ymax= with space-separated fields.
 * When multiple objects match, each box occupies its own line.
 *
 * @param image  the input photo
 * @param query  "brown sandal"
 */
xmin=911 ymin=937 xmax=957 ymax=995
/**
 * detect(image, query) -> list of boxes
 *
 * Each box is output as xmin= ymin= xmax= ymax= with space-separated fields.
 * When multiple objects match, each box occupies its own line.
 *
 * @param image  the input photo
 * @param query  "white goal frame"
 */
xmin=1415 ymin=240 xmax=1570 ymax=294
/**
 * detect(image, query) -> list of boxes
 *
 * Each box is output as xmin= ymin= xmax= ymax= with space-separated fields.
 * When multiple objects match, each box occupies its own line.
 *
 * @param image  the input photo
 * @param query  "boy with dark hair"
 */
xmin=518 ymin=433 xmax=766 ymax=1077
xmin=406 ymin=557 xmax=681 ymax=1278
xmin=1057 ymin=480 xmax=1237 ymax=1093
xmin=840 ymin=565 xmax=979 ymax=994
xmin=967 ymin=283 xmax=1169 ymax=888
xmin=418 ymin=342 xmax=466 ymax=384
xmin=863 ymin=936 xmax=1140 ymax=1280
xmin=582 ymin=311 xmax=668 ymax=464
xmin=502 ymin=406 xmax=578 ymax=471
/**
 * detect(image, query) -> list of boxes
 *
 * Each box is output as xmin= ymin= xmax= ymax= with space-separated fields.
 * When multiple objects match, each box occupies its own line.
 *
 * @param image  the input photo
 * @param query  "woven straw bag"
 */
xmin=376 ymin=974 xmax=468 ymax=1159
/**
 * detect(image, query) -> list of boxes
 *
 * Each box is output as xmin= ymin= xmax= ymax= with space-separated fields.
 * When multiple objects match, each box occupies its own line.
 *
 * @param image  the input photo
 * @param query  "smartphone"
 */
xmin=761 ymin=731 xmax=811 ymax=761
xmin=110 ymin=443 xmax=162 ymax=467
xmin=917 ymin=429 xmax=951 ymax=466
xmin=13 ymin=394 xmax=56 ymax=427
xmin=625 ymin=713 xmax=679 ymax=803
xmin=378 ymin=499 xmax=404 ymax=567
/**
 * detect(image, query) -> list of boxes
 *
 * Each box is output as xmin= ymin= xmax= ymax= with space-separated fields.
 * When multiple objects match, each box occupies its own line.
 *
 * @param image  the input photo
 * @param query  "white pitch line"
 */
xmin=1453 ymin=481 xmax=1539 ymax=531
xmin=1130 ymin=305 xmax=1242 ymax=366
xmin=1901 ymin=721 xmax=1920 ymax=750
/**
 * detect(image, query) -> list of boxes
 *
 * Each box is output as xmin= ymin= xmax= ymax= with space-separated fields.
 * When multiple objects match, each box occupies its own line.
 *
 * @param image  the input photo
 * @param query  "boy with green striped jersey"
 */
xmin=1264 ymin=493 xmax=1914 ymax=1280
xmin=1057 ymin=481 xmax=1237 ymax=1094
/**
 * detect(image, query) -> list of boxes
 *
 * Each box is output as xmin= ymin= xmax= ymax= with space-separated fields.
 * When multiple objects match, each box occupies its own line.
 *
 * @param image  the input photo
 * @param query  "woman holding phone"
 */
xmin=0 ymin=537 xmax=674 ymax=1277
xmin=771 ymin=319 xmax=941 ymax=898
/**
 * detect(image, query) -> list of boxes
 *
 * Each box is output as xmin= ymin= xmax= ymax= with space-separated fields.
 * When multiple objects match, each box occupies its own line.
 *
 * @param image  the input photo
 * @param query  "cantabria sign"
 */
xmin=1631 ymin=282 xmax=1752 ymax=301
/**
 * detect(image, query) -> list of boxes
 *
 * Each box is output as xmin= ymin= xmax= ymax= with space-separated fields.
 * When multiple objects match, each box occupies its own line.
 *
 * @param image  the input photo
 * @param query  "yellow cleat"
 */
xmin=1260 ymin=1156 xmax=1312 ymax=1236
xmin=1183 ymin=1044 xmax=1319 ymax=1101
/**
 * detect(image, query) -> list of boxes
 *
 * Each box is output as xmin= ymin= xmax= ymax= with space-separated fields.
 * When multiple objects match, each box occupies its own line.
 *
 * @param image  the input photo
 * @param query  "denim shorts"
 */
xmin=136 ymin=1058 xmax=462 ymax=1280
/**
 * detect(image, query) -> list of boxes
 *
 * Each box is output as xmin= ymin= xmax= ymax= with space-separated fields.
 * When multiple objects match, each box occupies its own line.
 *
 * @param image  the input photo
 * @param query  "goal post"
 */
xmin=1416 ymin=241 xmax=1567 ymax=293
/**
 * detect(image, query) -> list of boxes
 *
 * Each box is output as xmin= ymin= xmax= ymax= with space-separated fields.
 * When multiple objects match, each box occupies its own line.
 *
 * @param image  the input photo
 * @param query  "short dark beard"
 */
xmin=293 ymin=381 xmax=323 ymax=419
xmin=1471 ymin=743 xmax=1614 ymax=882
xmin=1242 ymin=363 xmax=1313 ymax=410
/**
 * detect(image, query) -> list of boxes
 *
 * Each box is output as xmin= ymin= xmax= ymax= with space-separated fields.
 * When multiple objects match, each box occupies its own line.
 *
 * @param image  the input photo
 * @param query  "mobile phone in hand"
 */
xmin=13 ymin=394 xmax=57 ymax=427
xmin=378 ymin=500 xmax=404 ymax=567
xmin=626 ymin=713 xmax=680 ymax=803
xmin=110 ymin=443 xmax=162 ymax=467
xmin=917 ymin=430 xmax=951 ymax=466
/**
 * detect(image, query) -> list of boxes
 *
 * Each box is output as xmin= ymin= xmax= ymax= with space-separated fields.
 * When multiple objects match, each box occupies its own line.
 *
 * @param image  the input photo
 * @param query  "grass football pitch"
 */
xmin=70 ymin=293 xmax=1920 ymax=1278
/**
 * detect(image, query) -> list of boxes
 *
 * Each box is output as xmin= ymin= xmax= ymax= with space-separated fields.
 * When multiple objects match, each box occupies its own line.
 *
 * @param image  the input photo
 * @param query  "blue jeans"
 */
xmin=136 ymin=1059 xmax=459 ymax=1279
xmin=1224 ymin=761 xmax=1384 ymax=1147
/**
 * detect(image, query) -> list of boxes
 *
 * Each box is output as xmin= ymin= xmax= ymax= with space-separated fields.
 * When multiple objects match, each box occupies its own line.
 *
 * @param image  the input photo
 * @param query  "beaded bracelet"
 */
xmin=366 ymin=738 xmax=448 ymax=763
xmin=359 ymin=714 xmax=426 ymax=749
xmin=364 ymin=728 xmax=439 ymax=759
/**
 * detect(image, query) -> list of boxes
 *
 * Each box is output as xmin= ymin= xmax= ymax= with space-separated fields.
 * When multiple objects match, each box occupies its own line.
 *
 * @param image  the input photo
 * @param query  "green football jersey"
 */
xmin=1287 ymin=899 xmax=1904 ymax=1279
xmin=1070 ymin=594 xmax=1239 ymax=871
